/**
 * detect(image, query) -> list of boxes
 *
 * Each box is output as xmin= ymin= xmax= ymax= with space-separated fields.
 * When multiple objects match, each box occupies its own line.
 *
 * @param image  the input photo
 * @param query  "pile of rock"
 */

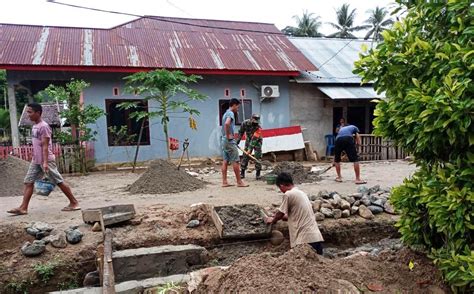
xmin=186 ymin=203 xmax=210 ymax=228
xmin=186 ymin=166 xmax=218 ymax=177
xmin=21 ymin=222 xmax=84 ymax=257
xmin=310 ymin=185 xmax=396 ymax=221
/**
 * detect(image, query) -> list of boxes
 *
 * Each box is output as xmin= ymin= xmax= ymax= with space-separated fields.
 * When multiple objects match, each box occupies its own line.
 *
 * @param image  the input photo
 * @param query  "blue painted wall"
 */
xmin=7 ymin=71 xmax=291 ymax=163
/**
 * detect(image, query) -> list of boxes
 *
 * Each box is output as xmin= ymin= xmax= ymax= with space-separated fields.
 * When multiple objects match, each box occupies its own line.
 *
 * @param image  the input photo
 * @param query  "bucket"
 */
xmin=266 ymin=174 xmax=277 ymax=185
xmin=34 ymin=179 xmax=55 ymax=196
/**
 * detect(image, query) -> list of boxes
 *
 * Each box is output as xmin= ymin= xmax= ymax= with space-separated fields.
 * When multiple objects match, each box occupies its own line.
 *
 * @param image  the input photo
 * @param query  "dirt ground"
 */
xmin=1 ymin=159 xmax=440 ymax=293
xmin=0 ymin=156 xmax=30 ymax=197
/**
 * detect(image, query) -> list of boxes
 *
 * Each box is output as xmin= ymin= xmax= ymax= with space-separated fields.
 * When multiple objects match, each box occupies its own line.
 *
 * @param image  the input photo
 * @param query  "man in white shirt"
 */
xmin=265 ymin=172 xmax=324 ymax=254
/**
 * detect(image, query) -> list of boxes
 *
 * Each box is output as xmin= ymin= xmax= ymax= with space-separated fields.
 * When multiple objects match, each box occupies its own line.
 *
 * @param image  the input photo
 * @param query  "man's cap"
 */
xmin=251 ymin=114 xmax=260 ymax=120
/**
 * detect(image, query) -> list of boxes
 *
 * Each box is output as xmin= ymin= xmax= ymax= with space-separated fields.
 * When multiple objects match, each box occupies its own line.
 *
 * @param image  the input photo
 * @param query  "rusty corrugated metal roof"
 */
xmin=0 ymin=16 xmax=316 ymax=73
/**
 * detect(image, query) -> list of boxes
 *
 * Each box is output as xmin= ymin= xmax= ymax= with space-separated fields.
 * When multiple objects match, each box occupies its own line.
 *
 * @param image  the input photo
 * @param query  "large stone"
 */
xmin=332 ymin=194 xmax=342 ymax=204
xmin=26 ymin=227 xmax=40 ymax=237
xmin=329 ymin=279 xmax=360 ymax=294
xmin=312 ymin=200 xmax=322 ymax=212
xmin=353 ymin=200 xmax=361 ymax=207
xmin=112 ymin=244 xmax=207 ymax=283
xmin=318 ymin=190 xmax=330 ymax=199
xmin=321 ymin=202 xmax=333 ymax=209
xmin=372 ymin=199 xmax=384 ymax=207
xmin=44 ymin=233 xmax=67 ymax=248
xmin=270 ymin=230 xmax=284 ymax=246
xmin=340 ymin=200 xmax=351 ymax=210
xmin=369 ymin=185 xmax=381 ymax=194
xmin=357 ymin=186 xmax=369 ymax=195
xmin=351 ymin=192 xmax=363 ymax=199
xmin=315 ymin=212 xmax=325 ymax=221
xmin=321 ymin=207 xmax=333 ymax=218
xmin=21 ymin=240 xmax=46 ymax=257
xmin=346 ymin=197 xmax=356 ymax=205
xmin=384 ymin=201 xmax=396 ymax=214
xmin=361 ymin=196 xmax=371 ymax=207
xmin=187 ymin=220 xmax=200 ymax=228
xmin=342 ymin=209 xmax=351 ymax=218
xmin=329 ymin=199 xmax=339 ymax=209
xmin=358 ymin=205 xmax=374 ymax=220
xmin=333 ymin=209 xmax=342 ymax=219
xmin=28 ymin=222 xmax=53 ymax=232
xmin=65 ymin=228 xmax=84 ymax=244
xmin=367 ymin=205 xmax=384 ymax=214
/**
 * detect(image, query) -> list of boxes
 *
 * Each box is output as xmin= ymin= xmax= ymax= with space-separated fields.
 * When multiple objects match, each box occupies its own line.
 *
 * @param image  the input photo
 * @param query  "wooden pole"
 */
xmin=102 ymin=229 xmax=115 ymax=294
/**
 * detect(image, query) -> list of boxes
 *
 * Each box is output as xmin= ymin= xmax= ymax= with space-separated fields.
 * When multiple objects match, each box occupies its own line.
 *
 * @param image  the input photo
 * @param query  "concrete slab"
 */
xmin=48 ymin=274 xmax=190 ymax=294
xmin=113 ymin=244 xmax=207 ymax=283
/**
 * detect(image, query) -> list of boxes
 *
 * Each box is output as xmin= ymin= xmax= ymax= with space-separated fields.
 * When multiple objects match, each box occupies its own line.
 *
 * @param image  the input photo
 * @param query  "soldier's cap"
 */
xmin=251 ymin=114 xmax=260 ymax=121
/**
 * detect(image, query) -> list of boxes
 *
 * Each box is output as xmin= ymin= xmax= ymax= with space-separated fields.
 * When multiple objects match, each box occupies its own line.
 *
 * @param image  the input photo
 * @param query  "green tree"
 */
xmin=327 ymin=3 xmax=367 ymax=38
xmin=363 ymin=6 xmax=394 ymax=41
xmin=41 ymin=80 xmax=104 ymax=174
xmin=282 ymin=10 xmax=322 ymax=37
xmin=121 ymin=69 xmax=207 ymax=163
xmin=0 ymin=108 xmax=10 ymax=139
xmin=354 ymin=0 xmax=473 ymax=291
xmin=0 ymin=70 xmax=6 ymax=108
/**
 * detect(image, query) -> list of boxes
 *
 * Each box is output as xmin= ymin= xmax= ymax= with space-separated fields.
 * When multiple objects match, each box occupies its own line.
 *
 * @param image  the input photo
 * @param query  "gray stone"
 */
xmin=35 ymin=231 xmax=47 ymax=240
xmin=342 ymin=209 xmax=351 ymax=218
xmin=329 ymin=199 xmax=339 ymax=209
xmin=358 ymin=205 xmax=374 ymax=220
xmin=65 ymin=229 xmax=84 ymax=244
xmin=318 ymin=190 xmax=331 ymax=199
xmin=384 ymin=201 xmax=396 ymax=214
xmin=346 ymin=197 xmax=356 ymax=205
xmin=353 ymin=200 xmax=361 ymax=207
xmin=187 ymin=220 xmax=200 ymax=228
xmin=321 ymin=207 xmax=334 ymax=218
xmin=50 ymin=233 xmax=67 ymax=248
xmin=367 ymin=205 xmax=384 ymax=214
xmin=369 ymin=185 xmax=381 ymax=194
xmin=26 ymin=227 xmax=39 ymax=237
xmin=21 ymin=240 xmax=46 ymax=257
xmin=333 ymin=209 xmax=342 ymax=219
xmin=372 ymin=199 xmax=384 ymax=207
xmin=369 ymin=195 xmax=379 ymax=204
xmin=351 ymin=206 xmax=359 ymax=215
xmin=357 ymin=186 xmax=369 ymax=195
xmin=332 ymin=194 xmax=342 ymax=203
xmin=321 ymin=202 xmax=333 ymax=209
xmin=315 ymin=212 xmax=325 ymax=221
xmin=29 ymin=222 xmax=53 ymax=232
xmin=361 ymin=196 xmax=371 ymax=207
xmin=351 ymin=192 xmax=363 ymax=199
xmin=340 ymin=200 xmax=351 ymax=210
xmin=312 ymin=200 xmax=322 ymax=212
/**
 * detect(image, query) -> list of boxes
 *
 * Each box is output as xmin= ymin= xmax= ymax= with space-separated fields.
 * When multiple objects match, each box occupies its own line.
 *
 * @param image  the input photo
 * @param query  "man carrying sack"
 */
xmin=237 ymin=113 xmax=263 ymax=180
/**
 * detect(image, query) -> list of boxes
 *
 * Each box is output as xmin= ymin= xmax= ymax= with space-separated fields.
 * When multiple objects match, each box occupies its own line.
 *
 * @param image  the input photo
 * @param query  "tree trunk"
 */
xmin=132 ymin=118 xmax=146 ymax=173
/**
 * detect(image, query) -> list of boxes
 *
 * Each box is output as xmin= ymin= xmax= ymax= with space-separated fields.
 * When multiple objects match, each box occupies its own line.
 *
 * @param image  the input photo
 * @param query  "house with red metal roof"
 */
xmin=0 ymin=16 xmax=316 ymax=163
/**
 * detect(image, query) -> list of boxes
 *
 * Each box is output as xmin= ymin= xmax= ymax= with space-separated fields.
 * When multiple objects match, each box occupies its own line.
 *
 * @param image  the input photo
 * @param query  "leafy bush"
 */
xmin=354 ymin=0 xmax=473 ymax=291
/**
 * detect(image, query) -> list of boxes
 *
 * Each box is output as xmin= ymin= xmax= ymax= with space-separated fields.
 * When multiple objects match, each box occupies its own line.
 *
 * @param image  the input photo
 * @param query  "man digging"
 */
xmin=334 ymin=124 xmax=367 ymax=184
xmin=7 ymin=103 xmax=80 ymax=215
xmin=265 ymin=172 xmax=324 ymax=254
xmin=237 ymin=113 xmax=263 ymax=180
xmin=221 ymin=98 xmax=248 ymax=188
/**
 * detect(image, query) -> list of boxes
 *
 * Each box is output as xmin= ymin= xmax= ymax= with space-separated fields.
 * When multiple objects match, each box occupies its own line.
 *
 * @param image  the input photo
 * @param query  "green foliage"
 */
xmin=5 ymin=279 xmax=32 ymax=294
xmin=354 ymin=0 xmax=473 ymax=291
xmin=33 ymin=261 xmax=58 ymax=284
xmin=122 ymin=69 xmax=207 ymax=159
xmin=363 ymin=6 xmax=394 ymax=41
xmin=0 ymin=70 xmax=6 ymax=104
xmin=57 ymin=280 xmax=79 ymax=290
xmin=40 ymin=79 xmax=104 ymax=174
xmin=0 ymin=108 xmax=10 ymax=138
xmin=282 ymin=10 xmax=322 ymax=37
xmin=153 ymin=282 xmax=183 ymax=294
xmin=107 ymin=125 xmax=137 ymax=146
xmin=327 ymin=3 xmax=368 ymax=38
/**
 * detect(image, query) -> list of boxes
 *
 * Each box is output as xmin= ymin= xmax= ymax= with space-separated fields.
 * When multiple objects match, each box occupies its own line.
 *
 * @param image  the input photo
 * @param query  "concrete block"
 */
xmin=113 ymin=244 xmax=207 ymax=283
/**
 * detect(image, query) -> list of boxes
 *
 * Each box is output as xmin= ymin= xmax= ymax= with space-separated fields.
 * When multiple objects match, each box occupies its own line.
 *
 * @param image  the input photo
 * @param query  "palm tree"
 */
xmin=327 ymin=3 xmax=368 ymax=39
xmin=282 ymin=10 xmax=322 ymax=37
xmin=363 ymin=6 xmax=394 ymax=41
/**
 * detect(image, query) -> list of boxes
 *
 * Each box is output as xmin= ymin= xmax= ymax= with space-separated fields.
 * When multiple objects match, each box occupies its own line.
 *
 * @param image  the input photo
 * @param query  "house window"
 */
xmin=113 ymin=87 xmax=120 ymax=96
xmin=224 ymin=89 xmax=230 ymax=97
xmin=219 ymin=99 xmax=252 ymax=126
xmin=105 ymin=99 xmax=150 ymax=146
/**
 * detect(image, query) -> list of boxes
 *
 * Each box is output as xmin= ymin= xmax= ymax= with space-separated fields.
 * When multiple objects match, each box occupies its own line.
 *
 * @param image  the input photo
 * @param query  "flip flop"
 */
xmin=222 ymin=184 xmax=234 ymax=188
xmin=335 ymin=178 xmax=343 ymax=182
xmin=237 ymin=184 xmax=249 ymax=188
xmin=7 ymin=208 xmax=28 ymax=215
xmin=355 ymin=180 xmax=367 ymax=185
xmin=61 ymin=206 xmax=81 ymax=212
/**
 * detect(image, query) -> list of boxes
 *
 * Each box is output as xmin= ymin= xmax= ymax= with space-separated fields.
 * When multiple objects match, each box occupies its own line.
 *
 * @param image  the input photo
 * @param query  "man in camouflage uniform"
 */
xmin=237 ymin=114 xmax=263 ymax=180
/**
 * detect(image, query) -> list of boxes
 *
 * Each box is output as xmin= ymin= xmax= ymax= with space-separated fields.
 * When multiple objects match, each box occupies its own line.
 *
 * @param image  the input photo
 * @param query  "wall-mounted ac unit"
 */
xmin=261 ymin=85 xmax=279 ymax=98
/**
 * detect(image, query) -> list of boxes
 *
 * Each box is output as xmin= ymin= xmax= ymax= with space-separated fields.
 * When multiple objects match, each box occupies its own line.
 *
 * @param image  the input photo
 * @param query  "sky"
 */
xmin=0 ymin=0 xmax=397 ymax=37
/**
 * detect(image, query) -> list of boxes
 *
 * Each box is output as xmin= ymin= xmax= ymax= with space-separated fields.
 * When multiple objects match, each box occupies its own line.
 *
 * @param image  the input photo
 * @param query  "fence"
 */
xmin=358 ymin=134 xmax=407 ymax=161
xmin=0 ymin=143 xmax=94 ymax=174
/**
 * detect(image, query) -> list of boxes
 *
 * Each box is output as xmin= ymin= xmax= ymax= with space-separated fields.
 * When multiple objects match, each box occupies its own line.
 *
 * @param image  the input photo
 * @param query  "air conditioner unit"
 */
xmin=261 ymin=85 xmax=279 ymax=98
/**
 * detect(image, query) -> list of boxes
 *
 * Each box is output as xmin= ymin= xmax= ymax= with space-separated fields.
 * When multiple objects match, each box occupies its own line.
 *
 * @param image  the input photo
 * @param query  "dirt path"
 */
xmin=1 ymin=160 xmax=416 ymax=226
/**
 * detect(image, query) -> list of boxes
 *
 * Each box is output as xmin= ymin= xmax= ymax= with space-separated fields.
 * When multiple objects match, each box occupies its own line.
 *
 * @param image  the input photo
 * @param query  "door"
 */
xmin=347 ymin=106 xmax=366 ymax=134
xmin=333 ymin=107 xmax=343 ymax=135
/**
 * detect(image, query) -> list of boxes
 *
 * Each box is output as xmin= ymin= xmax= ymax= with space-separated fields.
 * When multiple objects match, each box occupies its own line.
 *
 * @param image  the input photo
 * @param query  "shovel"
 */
xmin=236 ymin=145 xmax=268 ymax=167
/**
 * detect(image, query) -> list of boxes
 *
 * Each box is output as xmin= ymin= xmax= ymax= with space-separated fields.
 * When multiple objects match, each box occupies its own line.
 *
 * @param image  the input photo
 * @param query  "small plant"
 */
xmin=33 ymin=261 xmax=58 ymax=284
xmin=150 ymin=282 xmax=183 ymax=294
xmin=58 ymin=280 xmax=79 ymax=290
xmin=5 ymin=279 xmax=31 ymax=294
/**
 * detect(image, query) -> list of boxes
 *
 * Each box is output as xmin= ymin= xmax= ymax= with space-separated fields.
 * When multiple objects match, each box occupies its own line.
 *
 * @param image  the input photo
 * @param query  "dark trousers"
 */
xmin=309 ymin=242 xmax=323 ymax=255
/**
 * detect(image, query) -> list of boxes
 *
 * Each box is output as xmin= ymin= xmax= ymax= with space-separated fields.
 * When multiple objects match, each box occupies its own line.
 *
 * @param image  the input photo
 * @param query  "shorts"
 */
xmin=24 ymin=161 xmax=64 ymax=185
xmin=335 ymin=136 xmax=358 ymax=163
xmin=221 ymin=137 xmax=240 ymax=162
xmin=309 ymin=242 xmax=323 ymax=255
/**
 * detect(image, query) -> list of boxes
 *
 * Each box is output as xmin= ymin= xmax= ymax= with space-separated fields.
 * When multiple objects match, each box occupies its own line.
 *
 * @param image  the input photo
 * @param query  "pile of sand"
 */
xmin=198 ymin=246 xmax=447 ymax=293
xmin=128 ymin=159 xmax=206 ymax=194
xmin=0 ymin=156 xmax=30 ymax=197
xmin=270 ymin=161 xmax=318 ymax=184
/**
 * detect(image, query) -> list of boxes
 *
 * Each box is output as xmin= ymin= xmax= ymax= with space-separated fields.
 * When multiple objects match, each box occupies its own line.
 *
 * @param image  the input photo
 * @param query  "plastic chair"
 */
xmin=325 ymin=134 xmax=335 ymax=156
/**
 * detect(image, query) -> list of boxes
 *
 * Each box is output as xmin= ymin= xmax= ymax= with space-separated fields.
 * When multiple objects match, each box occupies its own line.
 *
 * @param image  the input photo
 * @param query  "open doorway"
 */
xmin=347 ymin=106 xmax=366 ymax=134
xmin=332 ymin=107 xmax=343 ymax=135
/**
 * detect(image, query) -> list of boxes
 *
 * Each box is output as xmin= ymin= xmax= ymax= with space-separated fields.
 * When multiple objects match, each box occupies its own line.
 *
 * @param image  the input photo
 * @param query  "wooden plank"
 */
xmin=103 ymin=229 xmax=115 ymax=294
xmin=82 ymin=205 xmax=136 ymax=226
xmin=96 ymin=244 xmax=104 ymax=286
xmin=211 ymin=207 xmax=224 ymax=238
